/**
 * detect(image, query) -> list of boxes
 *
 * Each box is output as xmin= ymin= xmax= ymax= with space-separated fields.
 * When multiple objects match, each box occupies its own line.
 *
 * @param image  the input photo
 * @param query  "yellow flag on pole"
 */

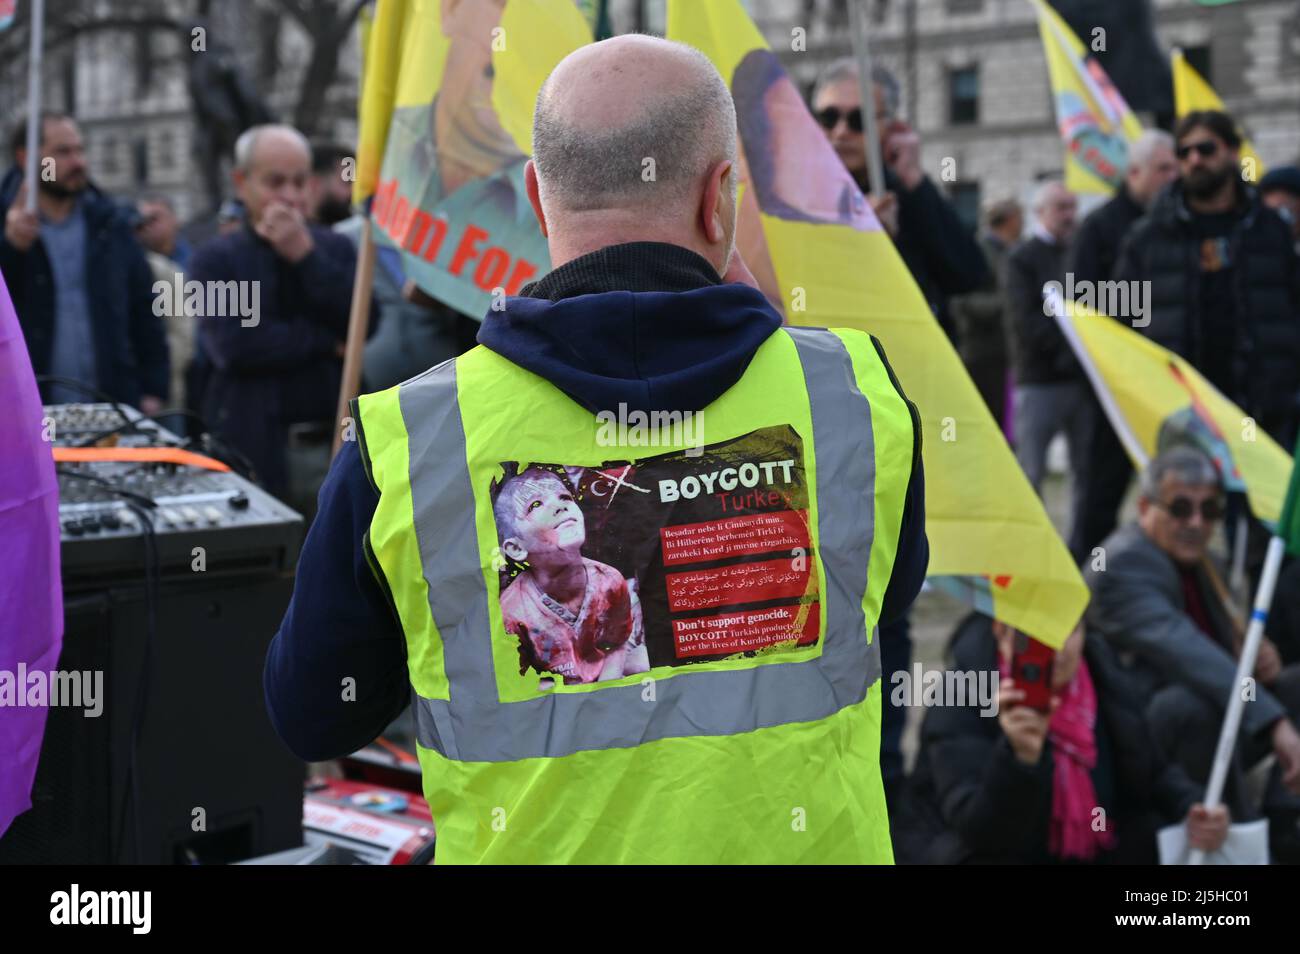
xmin=1028 ymin=0 xmax=1143 ymax=195
xmin=352 ymin=0 xmax=590 ymax=316
xmin=669 ymin=0 xmax=1088 ymax=648
xmin=1051 ymin=291 xmax=1291 ymax=524
xmin=1172 ymin=47 xmax=1265 ymax=183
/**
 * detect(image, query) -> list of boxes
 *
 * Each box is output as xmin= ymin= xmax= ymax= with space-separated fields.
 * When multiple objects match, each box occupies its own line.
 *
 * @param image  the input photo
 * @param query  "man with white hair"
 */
xmin=1005 ymin=180 xmax=1091 ymax=543
xmin=1086 ymin=446 xmax=1300 ymax=857
xmin=1068 ymin=130 xmax=1179 ymax=558
xmin=267 ymin=35 xmax=928 ymax=864
xmin=190 ymin=124 xmax=358 ymax=509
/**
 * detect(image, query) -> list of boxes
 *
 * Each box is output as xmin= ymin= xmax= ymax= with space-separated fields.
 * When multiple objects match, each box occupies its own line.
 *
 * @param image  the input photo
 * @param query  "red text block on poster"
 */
xmin=659 ymin=509 xmax=810 ymax=567
xmin=671 ymin=602 xmax=820 ymax=658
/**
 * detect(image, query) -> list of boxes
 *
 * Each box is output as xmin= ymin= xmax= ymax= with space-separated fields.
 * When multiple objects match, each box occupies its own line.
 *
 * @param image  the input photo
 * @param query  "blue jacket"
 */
xmin=190 ymin=222 xmax=357 ymax=497
xmin=0 ymin=166 xmax=169 ymax=404
xmin=265 ymin=242 xmax=929 ymax=761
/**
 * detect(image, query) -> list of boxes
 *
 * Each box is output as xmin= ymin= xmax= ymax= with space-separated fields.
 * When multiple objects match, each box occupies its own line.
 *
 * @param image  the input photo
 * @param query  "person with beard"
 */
xmin=1114 ymin=111 xmax=1300 ymax=447
xmin=308 ymin=143 xmax=355 ymax=227
xmin=0 ymin=113 xmax=168 ymax=411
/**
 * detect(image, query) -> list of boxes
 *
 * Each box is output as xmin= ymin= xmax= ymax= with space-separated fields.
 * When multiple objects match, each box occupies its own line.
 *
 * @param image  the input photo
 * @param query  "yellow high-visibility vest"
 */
xmin=354 ymin=325 xmax=916 ymax=863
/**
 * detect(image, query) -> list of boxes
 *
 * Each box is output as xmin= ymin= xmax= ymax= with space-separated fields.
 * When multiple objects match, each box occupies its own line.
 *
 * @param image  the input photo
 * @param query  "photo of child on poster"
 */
xmin=490 ymin=426 xmax=820 ymax=690
xmin=493 ymin=467 xmax=650 ymax=686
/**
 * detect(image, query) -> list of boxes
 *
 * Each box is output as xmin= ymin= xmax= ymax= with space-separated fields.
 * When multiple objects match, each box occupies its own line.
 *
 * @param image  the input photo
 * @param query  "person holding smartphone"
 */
xmin=894 ymin=612 xmax=1229 ymax=864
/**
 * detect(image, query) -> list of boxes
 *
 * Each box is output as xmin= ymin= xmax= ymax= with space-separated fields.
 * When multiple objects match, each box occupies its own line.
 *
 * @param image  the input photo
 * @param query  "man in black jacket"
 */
xmin=0 ymin=113 xmax=169 ymax=409
xmin=1068 ymin=129 xmax=1179 ymax=560
xmin=1006 ymin=180 xmax=1092 ymax=555
xmin=191 ymin=124 xmax=357 ymax=505
xmin=1114 ymin=111 xmax=1300 ymax=447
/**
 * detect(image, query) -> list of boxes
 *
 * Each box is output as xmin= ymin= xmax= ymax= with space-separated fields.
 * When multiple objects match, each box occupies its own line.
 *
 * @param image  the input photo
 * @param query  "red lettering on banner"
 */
xmin=372 ymin=179 xmax=397 ymax=227
xmin=422 ymin=217 xmax=449 ymax=262
xmin=504 ymin=258 xmax=539 ymax=295
xmin=660 ymin=510 xmax=810 ymax=567
xmin=449 ymin=224 xmax=490 ymax=275
xmin=672 ymin=602 xmax=819 ymax=657
xmin=390 ymin=195 xmax=410 ymax=241
xmin=402 ymin=209 xmax=432 ymax=254
xmin=474 ymin=246 xmax=511 ymax=290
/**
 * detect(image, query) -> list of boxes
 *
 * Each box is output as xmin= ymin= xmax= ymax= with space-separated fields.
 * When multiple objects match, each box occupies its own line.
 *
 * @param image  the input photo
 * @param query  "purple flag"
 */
xmin=0 ymin=268 xmax=62 ymax=838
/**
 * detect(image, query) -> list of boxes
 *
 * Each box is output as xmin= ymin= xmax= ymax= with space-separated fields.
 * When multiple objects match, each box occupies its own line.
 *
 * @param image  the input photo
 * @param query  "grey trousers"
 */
xmin=1013 ymin=380 xmax=1095 ymax=553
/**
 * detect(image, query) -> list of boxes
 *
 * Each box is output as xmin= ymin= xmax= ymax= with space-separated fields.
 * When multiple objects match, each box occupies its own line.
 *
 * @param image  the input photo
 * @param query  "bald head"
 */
xmin=232 ymin=123 xmax=313 ymax=225
xmin=527 ymin=35 xmax=739 ymax=272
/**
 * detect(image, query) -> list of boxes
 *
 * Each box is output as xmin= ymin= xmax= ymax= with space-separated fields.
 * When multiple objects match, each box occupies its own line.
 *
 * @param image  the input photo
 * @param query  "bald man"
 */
xmin=190 ymin=124 xmax=359 ymax=507
xmin=267 ymin=36 xmax=927 ymax=863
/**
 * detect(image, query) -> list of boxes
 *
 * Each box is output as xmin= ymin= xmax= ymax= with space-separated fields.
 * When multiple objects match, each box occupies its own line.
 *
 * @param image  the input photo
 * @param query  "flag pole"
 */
xmin=332 ymin=218 xmax=375 ymax=457
xmin=24 ymin=0 xmax=45 ymax=213
xmin=1190 ymin=443 xmax=1300 ymax=864
xmin=848 ymin=0 xmax=886 ymax=199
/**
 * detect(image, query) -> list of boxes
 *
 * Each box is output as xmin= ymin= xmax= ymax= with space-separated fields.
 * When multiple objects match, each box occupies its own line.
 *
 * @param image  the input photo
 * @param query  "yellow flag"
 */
xmin=1028 ymin=0 xmax=1143 ymax=195
xmin=353 ymin=0 xmax=590 ymax=316
xmin=1172 ymin=47 xmax=1265 ymax=184
xmin=669 ymin=0 xmax=1087 ymax=648
xmin=1054 ymin=295 xmax=1291 ymax=524
xmin=354 ymin=0 xmax=410 ymax=205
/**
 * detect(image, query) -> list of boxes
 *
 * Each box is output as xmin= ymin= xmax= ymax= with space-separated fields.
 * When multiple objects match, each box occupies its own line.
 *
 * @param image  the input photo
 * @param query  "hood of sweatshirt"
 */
xmin=477 ymin=242 xmax=784 ymax=414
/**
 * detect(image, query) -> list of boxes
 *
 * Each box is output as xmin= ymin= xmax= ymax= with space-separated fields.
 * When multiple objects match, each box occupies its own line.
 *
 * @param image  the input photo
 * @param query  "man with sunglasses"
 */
xmin=1114 ymin=111 xmax=1300 ymax=448
xmin=1086 ymin=447 xmax=1300 ymax=856
xmin=810 ymin=59 xmax=987 ymax=333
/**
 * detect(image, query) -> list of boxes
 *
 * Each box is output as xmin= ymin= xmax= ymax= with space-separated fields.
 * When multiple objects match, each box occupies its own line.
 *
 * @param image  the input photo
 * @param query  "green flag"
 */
xmin=1279 ymin=439 xmax=1300 ymax=557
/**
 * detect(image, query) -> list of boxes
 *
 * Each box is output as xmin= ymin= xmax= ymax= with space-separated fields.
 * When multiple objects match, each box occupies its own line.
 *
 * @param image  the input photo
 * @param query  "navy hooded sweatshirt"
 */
xmin=264 ymin=242 xmax=928 ymax=762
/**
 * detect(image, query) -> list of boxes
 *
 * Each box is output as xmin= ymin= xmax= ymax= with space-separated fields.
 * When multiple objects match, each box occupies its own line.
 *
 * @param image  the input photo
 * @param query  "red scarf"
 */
xmin=999 ymin=655 xmax=1117 ymax=860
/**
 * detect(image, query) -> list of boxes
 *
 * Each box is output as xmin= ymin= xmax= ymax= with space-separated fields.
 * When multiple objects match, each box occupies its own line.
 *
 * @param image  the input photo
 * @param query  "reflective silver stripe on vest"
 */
xmin=401 ymin=327 xmax=881 ymax=762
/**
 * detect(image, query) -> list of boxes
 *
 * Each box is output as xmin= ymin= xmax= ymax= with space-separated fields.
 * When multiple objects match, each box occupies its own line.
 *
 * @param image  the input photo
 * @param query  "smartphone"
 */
xmin=1009 ymin=632 xmax=1055 ymax=712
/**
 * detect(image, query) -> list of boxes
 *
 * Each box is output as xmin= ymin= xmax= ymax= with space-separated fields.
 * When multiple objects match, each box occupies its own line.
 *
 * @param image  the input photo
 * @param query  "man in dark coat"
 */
xmin=191 ymin=124 xmax=356 ymax=503
xmin=1113 ymin=111 xmax=1300 ymax=447
xmin=0 ymin=113 xmax=168 ymax=409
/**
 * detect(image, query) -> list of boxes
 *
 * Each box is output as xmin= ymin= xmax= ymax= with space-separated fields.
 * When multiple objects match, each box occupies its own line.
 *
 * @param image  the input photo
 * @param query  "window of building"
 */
xmin=946 ymin=0 xmax=984 ymax=14
xmin=949 ymin=66 xmax=979 ymax=125
xmin=101 ymin=136 xmax=119 ymax=176
xmin=157 ymin=129 xmax=175 ymax=171
xmin=133 ymin=137 xmax=149 ymax=187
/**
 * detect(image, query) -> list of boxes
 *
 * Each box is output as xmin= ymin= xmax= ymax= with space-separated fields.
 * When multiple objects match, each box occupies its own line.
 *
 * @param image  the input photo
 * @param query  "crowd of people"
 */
xmin=5 ymin=46 xmax=1300 ymax=864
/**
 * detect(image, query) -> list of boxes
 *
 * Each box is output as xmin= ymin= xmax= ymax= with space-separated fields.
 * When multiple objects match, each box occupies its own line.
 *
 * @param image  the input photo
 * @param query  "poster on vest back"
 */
xmin=488 ymin=424 xmax=818 ymax=688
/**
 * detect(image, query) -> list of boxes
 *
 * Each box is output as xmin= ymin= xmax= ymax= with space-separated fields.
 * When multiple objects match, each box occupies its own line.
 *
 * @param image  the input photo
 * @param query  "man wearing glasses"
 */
xmin=1114 ymin=111 xmax=1300 ymax=449
xmin=810 ymin=59 xmax=987 ymax=331
xmin=1085 ymin=446 xmax=1300 ymax=858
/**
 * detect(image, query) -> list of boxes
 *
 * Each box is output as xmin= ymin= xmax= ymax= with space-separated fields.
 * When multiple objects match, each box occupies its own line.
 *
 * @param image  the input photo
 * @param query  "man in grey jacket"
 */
xmin=1086 ymin=447 xmax=1300 ymax=841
